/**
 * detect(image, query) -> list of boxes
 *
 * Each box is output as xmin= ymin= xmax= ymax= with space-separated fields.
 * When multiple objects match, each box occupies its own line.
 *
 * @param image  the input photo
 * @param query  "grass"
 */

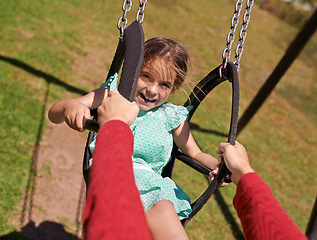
xmin=0 ymin=0 xmax=316 ymax=239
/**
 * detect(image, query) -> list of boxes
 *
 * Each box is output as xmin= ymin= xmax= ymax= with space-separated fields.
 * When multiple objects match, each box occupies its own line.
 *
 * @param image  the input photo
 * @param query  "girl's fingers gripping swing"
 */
xmin=63 ymin=99 xmax=91 ymax=132
xmin=208 ymin=163 xmax=229 ymax=187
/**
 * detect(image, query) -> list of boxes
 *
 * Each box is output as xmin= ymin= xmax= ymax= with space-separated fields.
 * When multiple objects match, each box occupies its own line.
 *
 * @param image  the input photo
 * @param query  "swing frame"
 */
xmin=83 ymin=20 xmax=239 ymax=227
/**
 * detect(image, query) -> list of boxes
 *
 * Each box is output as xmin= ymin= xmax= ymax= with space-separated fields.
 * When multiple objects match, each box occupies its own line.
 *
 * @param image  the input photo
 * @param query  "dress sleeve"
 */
xmin=165 ymin=103 xmax=193 ymax=131
xmin=100 ymin=73 xmax=118 ymax=91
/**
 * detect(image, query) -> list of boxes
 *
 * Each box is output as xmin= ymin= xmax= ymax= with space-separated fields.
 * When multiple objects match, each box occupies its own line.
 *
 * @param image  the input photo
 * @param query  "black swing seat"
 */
xmin=83 ymin=20 xmax=145 ymax=181
xmin=165 ymin=62 xmax=240 ymax=226
xmin=83 ymin=21 xmax=239 ymax=227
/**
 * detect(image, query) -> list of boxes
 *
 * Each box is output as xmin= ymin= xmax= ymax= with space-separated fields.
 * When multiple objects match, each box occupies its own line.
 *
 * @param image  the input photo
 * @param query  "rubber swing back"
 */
xmin=84 ymin=21 xmax=144 ymax=132
xmin=180 ymin=62 xmax=240 ymax=227
xmin=118 ymin=21 xmax=145 ymax=102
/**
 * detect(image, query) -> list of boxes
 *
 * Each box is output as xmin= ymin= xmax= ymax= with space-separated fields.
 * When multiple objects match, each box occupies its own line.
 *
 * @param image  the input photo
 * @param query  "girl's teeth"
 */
xmin=145 ymin=96 xmax=154 ymax=101
xmin=141 ymin=93 xmax=155 ymax=102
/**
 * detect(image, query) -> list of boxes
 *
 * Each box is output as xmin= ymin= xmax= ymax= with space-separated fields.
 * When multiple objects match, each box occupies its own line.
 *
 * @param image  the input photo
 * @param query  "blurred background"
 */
xmin=0 ymin=0 xmax=316 ymax=239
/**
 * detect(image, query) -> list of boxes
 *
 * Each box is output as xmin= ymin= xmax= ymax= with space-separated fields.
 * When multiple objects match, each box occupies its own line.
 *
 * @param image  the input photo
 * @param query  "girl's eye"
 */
xmin=161 ymin=83 xmax=172 ymax=89
xmin=141 ymin=73 xmax=151 ymax=80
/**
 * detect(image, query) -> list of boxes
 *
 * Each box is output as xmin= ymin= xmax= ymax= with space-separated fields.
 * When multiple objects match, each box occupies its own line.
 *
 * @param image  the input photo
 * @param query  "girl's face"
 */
xmin=135 ymin=58 xmax=176 ymax=111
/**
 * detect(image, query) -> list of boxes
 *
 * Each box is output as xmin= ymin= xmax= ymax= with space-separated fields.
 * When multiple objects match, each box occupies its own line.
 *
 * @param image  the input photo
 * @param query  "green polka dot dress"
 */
xmin=89 ymin=74 xmax=192 ymax=220
xmin=131 ymin=103 xmax=192 ymax=220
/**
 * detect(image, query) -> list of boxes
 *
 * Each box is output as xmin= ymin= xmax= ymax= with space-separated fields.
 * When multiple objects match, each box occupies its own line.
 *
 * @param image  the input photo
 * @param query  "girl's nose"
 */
xmin=146 ymin=83 xmax=158 ymax=95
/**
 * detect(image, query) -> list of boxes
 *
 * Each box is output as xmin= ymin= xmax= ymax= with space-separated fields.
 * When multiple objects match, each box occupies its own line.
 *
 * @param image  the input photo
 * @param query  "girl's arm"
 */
xmin=172 ymin=120 xmax=219 ymax=170
xmin=48 ymin=87 xmax=108 ymax=131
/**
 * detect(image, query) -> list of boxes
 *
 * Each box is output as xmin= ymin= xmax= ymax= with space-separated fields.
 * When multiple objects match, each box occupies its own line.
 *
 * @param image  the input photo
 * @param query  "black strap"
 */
xmin=83 ymin=21 xmax=144 ymax=183
xmin=85 ymin=21 xmax=144 ymax=132
xmin=118 ymin=21 xmax=144 ymax=102
xmin=107 ymin=38 xmax=125 ymax=80
xmin=180 ymin=62 xmax=239 ymax=227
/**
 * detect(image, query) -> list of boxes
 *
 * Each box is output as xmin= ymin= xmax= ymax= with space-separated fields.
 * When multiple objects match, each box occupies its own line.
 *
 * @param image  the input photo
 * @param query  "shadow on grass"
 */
xmin=0 ymin=55 xmax=88 ymax=96
xmin=214 ymin=189 xmax=245 ymax=240
xmin=189 ymin=122 xmax=228 ymax=138
xmin=0 ymin=221 xmax=81 ymax=240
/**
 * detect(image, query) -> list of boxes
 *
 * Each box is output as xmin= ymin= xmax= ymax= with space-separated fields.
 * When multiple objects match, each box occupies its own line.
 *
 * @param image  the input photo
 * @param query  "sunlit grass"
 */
xmin=0 ymin=0 xmax=316 ymax=238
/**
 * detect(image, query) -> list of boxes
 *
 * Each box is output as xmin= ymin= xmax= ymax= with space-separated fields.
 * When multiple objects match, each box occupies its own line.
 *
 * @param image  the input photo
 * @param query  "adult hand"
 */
xmin=216 ymin=142 xmax=254 ymax=185
xmin=97 ymin=91 xmax=140 ymax=126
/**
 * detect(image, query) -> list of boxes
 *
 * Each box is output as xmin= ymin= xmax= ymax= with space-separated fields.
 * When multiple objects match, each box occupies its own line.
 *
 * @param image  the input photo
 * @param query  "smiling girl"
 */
xmin=48 ymin=37 xmax=220 ymax=239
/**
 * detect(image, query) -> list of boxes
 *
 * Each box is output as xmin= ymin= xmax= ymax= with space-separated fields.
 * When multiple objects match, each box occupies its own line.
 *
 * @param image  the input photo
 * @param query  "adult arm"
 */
xmin=234 ymin=173 xmax=307 ymax=240
xmin=83 ymin=91 xmax=150 ymax=239
xmin=217 ymin=142 xmax=307 ymax=240
xmin=83 ymin=121 xmax=151 ymax=240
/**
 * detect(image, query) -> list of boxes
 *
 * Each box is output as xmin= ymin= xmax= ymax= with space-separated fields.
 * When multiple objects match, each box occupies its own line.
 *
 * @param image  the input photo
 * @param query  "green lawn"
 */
xmin=0 ymin=0 xmax=316 ymax=239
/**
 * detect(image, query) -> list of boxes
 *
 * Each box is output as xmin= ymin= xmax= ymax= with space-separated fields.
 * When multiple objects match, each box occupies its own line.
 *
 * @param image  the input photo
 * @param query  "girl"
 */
xmin=48 ymin=37 xmax=220 ymax=240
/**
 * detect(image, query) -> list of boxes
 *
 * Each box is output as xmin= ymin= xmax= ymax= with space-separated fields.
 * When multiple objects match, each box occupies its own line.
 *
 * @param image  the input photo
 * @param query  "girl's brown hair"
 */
xmin=143 ymin=37 xmax=189 ymax=90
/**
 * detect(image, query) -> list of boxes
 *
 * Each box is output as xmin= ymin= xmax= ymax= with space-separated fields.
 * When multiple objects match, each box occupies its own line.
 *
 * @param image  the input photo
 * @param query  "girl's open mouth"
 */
xmin=140 ymin=92 xmax=156 ymax=103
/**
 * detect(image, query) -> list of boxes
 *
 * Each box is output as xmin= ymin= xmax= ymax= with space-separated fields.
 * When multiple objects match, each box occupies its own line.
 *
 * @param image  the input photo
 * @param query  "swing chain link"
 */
xmin=117 ymin=0 xmax=133 ymax=37
xmin=234 ymin=0 xmax=254 ymax=71
xmin=222 ymin=0 xmax=244 ymax=70
xmin=136 ymin=0 xmax=148 ymax=23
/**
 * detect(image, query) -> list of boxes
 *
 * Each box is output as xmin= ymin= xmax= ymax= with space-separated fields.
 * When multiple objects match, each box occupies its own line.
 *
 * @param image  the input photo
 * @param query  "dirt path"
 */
xmin=20 ymin=122 xmax=87 ymax=240
xmin=15 ymin=44 xmax=109 ymax=240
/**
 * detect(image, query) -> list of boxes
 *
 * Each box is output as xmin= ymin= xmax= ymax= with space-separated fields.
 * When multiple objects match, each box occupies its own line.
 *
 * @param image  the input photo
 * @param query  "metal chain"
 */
xmin=117 ymin=0 xmax=133 ymax=37
xmin=136 ymin=0 xmax=148 ymax=23
xmin=233 ymin=0 xmax=254 ymax=71
xmin=222 ymin=0 xmax=244 ymax=70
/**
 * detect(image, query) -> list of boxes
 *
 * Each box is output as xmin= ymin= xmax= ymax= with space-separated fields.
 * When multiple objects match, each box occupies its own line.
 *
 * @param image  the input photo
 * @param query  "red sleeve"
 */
xmin=233 ymin=172 xmax=307 ymax=240
xmin=83 ymin=120 xmax=152 ymax=240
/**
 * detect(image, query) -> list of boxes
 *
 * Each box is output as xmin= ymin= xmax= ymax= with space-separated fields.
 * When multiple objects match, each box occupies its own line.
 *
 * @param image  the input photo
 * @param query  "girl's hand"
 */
xmin=63 ymin=99 xmax=91 ymax=132
xmin=48 ymin=88 xmax=105 ymax=129
xmin=207 ymin=159 xmax=229 ymax=187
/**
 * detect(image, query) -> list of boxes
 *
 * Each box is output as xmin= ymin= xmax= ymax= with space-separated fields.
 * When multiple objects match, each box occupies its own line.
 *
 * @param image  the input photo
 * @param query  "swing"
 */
xmin=83 ymin=0 xmax=254 ymax=227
